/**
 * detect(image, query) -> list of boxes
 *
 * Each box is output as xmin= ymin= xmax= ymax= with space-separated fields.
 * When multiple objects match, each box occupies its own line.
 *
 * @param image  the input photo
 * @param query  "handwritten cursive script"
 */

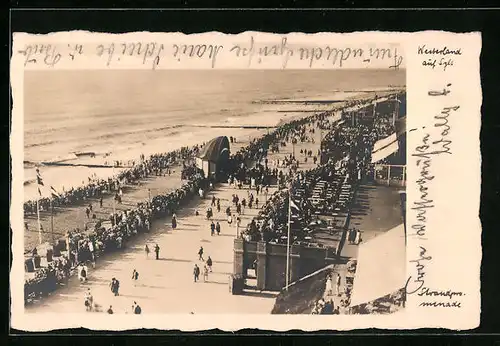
xmin=16 ymin=37 xmax=403 ymax=70
xmin=405 ymin=246 xmax=433 ymax=294
xmin=407 ymin=83 xmax=460 ymax=298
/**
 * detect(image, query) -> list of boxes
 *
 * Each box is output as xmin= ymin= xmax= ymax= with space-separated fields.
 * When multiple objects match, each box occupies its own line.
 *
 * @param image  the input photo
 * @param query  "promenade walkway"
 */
xmin=25 ymin=118 xmax=329 ymax=314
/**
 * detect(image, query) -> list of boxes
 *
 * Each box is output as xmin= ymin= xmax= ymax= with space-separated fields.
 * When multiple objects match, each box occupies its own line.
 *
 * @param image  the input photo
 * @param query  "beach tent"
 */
xmin=195 ymin=136 xmax=230 ymax=178
xmin=349 ymin=223 xmax=406 ymax=307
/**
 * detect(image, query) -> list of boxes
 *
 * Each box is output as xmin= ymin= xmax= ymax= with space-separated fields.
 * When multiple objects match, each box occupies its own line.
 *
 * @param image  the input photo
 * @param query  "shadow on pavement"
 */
xmin=240 ymin=290 xmax=279 ymax=299
xmin=157 ymin=258 xmax=192 ymax=263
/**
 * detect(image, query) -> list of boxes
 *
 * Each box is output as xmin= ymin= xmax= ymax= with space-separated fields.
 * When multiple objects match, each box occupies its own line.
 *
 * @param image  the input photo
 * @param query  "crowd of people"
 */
xmin=23 ymin=145 xmax=204 ymax=216
xmin=238 ymin=93 xmax=404 ymax=249
xmin=350 ymin=289 xmax=406 ymax=314
xmin=24 ymin=93 xmax=403 ymax=305
xmin=239 ymin=113 xmax=374 ymax=245
xmin=24 ymin=150 xmax=210 ymax=304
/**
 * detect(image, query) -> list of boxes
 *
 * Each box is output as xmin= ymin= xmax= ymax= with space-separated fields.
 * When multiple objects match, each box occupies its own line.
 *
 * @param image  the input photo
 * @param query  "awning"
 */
xmin=371 ymin=140 xmax=399 ymax=163
xmin=395 ymin=116 xmax=406 ymax=137
xmin=373 ymin=133 xmax=397 ymax=153
xmin=349 ymin=224 xmax=406 ymax=307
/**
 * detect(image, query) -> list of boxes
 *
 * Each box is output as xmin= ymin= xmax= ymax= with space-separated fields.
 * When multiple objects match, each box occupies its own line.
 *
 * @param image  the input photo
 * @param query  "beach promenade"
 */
xmin=23 ymin=131 xmax=262 ymax=253
xmin=25 ymin=118 xmax=327 ymax=314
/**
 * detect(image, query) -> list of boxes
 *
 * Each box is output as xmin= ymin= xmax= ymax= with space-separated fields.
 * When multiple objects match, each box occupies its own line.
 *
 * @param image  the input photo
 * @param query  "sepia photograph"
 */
xmin=21 ymin=67 xmax=407 ymax=316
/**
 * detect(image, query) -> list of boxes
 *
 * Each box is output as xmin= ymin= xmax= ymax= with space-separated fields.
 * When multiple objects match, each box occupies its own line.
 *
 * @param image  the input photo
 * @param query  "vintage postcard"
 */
xmin=10 ymin=31 xmax=482 ymax=331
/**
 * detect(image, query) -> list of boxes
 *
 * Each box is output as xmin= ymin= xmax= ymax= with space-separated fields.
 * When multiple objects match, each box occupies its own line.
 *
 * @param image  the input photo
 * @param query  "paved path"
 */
xmin=25 ymin=114 xmax=336 ymax=315
xmin=341 ymin=183 xmax=404 ymax=259
xmin=26 ymin=183 xmax=278 ymax=314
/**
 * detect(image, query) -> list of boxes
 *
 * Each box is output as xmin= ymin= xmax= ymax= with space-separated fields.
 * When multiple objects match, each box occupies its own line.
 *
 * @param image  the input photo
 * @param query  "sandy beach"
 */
xmin=22 ymin=69 xmax=405 ymax=252
xmin=23 ymin=69 xmax=405 ymax=201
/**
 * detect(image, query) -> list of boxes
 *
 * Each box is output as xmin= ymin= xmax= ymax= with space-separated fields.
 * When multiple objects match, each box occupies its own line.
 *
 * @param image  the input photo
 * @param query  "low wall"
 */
xmin=271 ymin=264 xmax=334 ymax=314
xmin=234 ymin=239 xmax=340 ymax=291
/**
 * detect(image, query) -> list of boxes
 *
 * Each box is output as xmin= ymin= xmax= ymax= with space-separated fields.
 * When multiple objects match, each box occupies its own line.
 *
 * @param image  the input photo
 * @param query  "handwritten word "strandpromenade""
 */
xmin=15 ymin=37 xmax=404 ymax=70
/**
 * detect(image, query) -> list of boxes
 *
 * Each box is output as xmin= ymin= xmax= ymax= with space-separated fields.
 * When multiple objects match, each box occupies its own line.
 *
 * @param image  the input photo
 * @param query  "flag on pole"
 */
xmin=290 ymin=199 xmax=301 ymax=213
xmin=50 ymin=186 xmax=61 ymax=198
xmin=36 ymin=168 xmax=44 ymax=197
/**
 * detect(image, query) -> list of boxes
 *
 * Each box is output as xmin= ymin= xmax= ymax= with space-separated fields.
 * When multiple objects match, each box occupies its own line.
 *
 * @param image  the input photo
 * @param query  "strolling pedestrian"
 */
xmin=211 ymin=196 xmax=216 ymax=207
xmin=198 ymin=246 xmax=204 ymax=261
xmin=132 ymin=269 xmax=139 ymax=286
xmin=154 ymin=243 xmax=160 ymax=260
xmin=78 ymin=264 xmax=88 ymax=283
xmin=193 ymin=264 xmax=200 ymax=282
xmin=110 ymin=278 xmax=120 ymax=296
xmin=85 ymin=208 xmax=90 ymax=219
xmin=99 ymin=197 xmax=103 ymax=208
xmin=326 ymin=274 xmax=333 ymax=296
xmin=210 ymin=221 xmax=215 ymax=236
xmin=216 ymin=198 xmax=221 ymax=213
xmin=336 ymin=273 xmax=341 ymax=296
xmin=171 ymin=214 xmax=177 ymax=230
xmin=206 ymin=256 xmax=212 ymax=272
xmin=84 ymin=288 xmax=93 ymax=312
xmin=144 ymin=244 xmax=150 ymax=259
xmin=203 ymin=265 xmax=209 ymax=282
xmin=215 ymin=221 xmax=221 ymax=236
xmin=354 ymin=230 xmax=361 ymax=245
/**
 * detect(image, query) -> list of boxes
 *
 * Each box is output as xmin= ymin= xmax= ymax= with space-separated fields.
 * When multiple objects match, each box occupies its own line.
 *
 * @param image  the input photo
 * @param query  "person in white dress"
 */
xmin=354 ymin=230 xmax=361 ymax=245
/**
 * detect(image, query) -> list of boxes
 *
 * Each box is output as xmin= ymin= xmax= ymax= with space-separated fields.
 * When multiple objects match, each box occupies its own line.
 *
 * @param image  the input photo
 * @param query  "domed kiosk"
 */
xmin=195 ymin=136 xmax=230 ymax=180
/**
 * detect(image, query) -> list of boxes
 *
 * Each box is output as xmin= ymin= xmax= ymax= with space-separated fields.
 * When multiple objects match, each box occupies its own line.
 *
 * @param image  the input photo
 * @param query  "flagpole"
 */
xmin=50 ymin=199 xmax=55 ymax=245
xmin=112 ymin=162 xmax=117 ymax=224
xmin=36 ymin=197 xmax=42 ymax=245
xmin=35 ymin=167 xmax=43 ymax=246
xmin=393 ymin=94 xmax=398 ymax=126
xmin=285 ymin=178 xmax=292 ymax=291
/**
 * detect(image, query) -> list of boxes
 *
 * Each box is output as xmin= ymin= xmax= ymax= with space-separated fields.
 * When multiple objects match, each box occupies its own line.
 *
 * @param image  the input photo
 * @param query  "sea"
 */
xmin=22 ymin=69 xmax=405 ymax=200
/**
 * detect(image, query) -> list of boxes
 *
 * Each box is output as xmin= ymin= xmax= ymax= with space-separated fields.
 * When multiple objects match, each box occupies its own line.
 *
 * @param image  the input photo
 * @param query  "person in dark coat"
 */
xmin=154 ymin=243 xmax=160 ymax=260
xmin=193 ymin=264 xmax=200 ymax=282
xmin=215 ymin=222 xmax=221 ymax=236
xmin=198 ymin=246 xmax=204 ymax=261
xmin=110 ymin=278 xmax=120 ymax=296
xmin=210 ymin=221 xmax=215 ymax=236
xmin=206 ymin=256 xmax=213 ymax=272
